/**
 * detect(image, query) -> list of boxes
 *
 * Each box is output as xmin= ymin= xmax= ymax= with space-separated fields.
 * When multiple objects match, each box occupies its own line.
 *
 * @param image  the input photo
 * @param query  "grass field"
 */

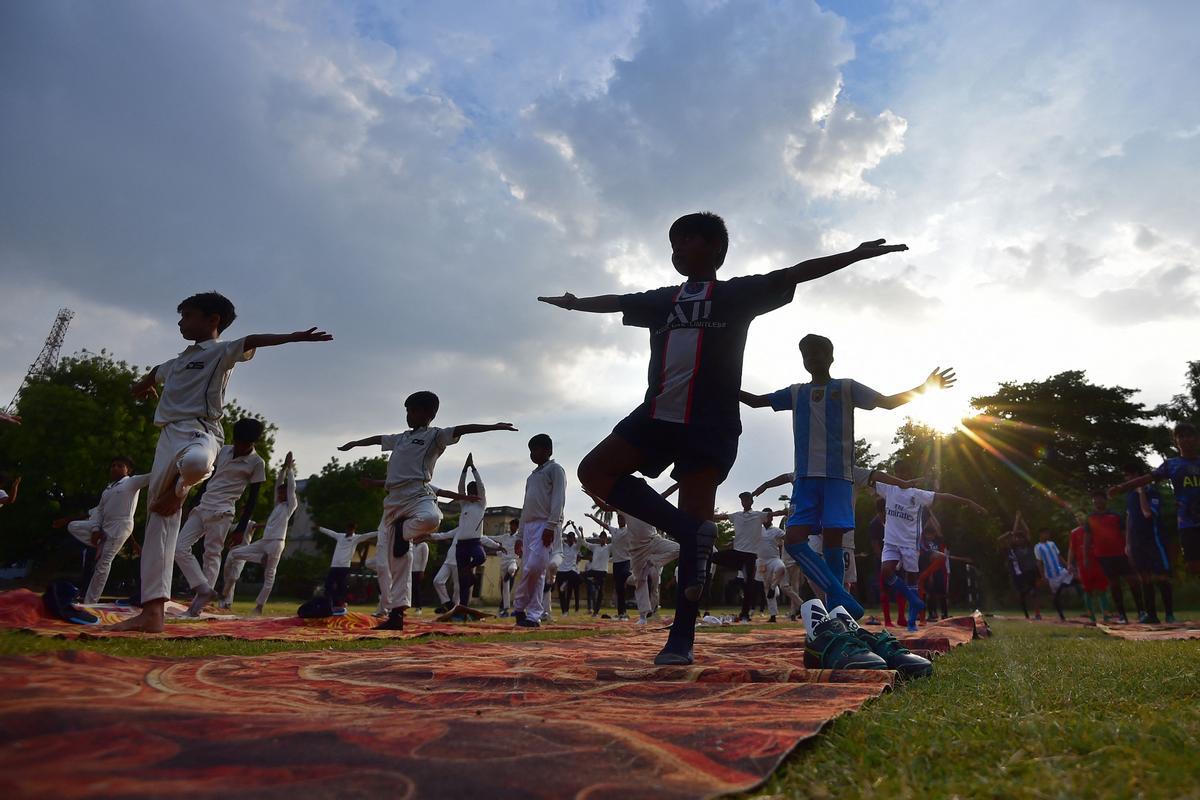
xmin=2 ymin=604 xmax=1198 ymax=797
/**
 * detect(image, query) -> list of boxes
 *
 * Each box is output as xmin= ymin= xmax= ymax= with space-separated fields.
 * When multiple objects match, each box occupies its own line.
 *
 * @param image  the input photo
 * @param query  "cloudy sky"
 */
xmin=2 ymin=1 xmax=1197 ymax=520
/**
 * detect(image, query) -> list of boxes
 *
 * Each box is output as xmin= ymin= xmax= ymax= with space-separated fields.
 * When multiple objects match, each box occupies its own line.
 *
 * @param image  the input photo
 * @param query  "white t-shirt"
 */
xmin=154 ymin=338 xmax=254 ymax=428
xmin=757 ymin=526 xmax=785 ymax=562
xmin=587 ymin=542 xmax=611 ymax=572
xmin=318 ymin=528 xmax=379 ymax=569
xmin=381 ymin=426 xmax=460 ymax=492
xmin=596 ymin=521 xmax=631 ymax=562
xmin=260 ymin=469 xmax=298 ymax=542
xmin=455 ymin=490 xmax=487 ymax=541
xmin=520 ymin=459 xmax=567 ymax=527
xmin=197 ymin=446 xmax=267 ymax=514
xmin=875 ymin=483 xmax=936 ymax=549
xmin=494 ymin=532 xmax=520 ymax=566
xmin=560 ymin=539 xmax=580 ymax=572
xmin=92 ymin=474 xmax=152 ymax=528
xmin=728 ymin=510 xmax=770 ymax=553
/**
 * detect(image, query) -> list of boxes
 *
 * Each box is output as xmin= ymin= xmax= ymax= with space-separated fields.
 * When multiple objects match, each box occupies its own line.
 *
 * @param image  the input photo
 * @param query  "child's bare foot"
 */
xmin=106 ymin=605 xmax=165 ymax=633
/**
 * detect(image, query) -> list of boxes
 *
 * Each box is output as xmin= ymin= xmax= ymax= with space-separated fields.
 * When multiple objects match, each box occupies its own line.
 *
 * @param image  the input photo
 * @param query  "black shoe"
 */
xmin=653 ymin=645 xmax=694 ymax=666
xmin=434 ymin=603 xmax=452 ymax=615
xmin=804 ymin=611 xmax=888 ymax=671
xmin=683 ymin=521 xmax=717 ymax=602
xmin=1143 ymin=615 xmax=1162 ymax=625
xmin=513 ymin=610 xmax=526 ymax=624
xmin=516 ymin=617 xmax=540 ymax=628
xmin=768 ymin=615 xmax=777 ymax=623
xmin=374 ymin=610 xmax=405 ymax=631
xmin=829 ymin=606 xmax=932 ymax=678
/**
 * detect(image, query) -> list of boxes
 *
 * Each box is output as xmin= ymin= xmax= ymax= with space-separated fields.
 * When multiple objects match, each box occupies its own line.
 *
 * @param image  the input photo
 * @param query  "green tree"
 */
xmin=0 ymin=349 xmax=276 ymax=568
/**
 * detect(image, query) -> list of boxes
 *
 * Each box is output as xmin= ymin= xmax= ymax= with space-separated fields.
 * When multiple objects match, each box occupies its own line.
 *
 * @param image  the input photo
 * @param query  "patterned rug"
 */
xmin=0 ymin=617 xmax=984 ymax=799
xmin=1096 ymin=621 xmax=1200 ymax=641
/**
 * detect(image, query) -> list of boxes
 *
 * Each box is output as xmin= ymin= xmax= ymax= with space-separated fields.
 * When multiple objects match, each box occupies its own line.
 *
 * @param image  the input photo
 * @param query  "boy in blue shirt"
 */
xmin=740 ymin=333 xmax=959 ymax=620
xmin=539 ymin=214 xmax=907 ymax=664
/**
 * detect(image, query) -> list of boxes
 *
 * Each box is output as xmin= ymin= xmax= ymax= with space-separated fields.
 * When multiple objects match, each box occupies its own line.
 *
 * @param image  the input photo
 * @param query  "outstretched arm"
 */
xmin=242 ymin=327 xmax=333 ymax=352
xmin=781 ymin=239 xmax=908 ymax=286
xmin=2 ymin=477 xmax=19 ymax=506
xmin=739 ymin=390 xmax=771 ymax=409
xmin=131 ymin=369 xmax=159 ymax=400
xmin=451 ymin=422 xmax=518 ymax=437
xmin=870 ymin=469 xmax=920 ymax=490
xmin=752 ymin=473 xmax=792 ymax=497
xmin=537 ymin=293 xmax=622 ymax=313
xmin=875 ymin=368 xmax=957 ymax=410
xmin=934 ymin=492 xmax=986 ymax=514
xmin=1108 ymin=473 xmax=1155 ymax=498
xmin=340 ymin=435 xmax=383 ymax=451
xmin=436 ymin=488 xmax=483 ymax=504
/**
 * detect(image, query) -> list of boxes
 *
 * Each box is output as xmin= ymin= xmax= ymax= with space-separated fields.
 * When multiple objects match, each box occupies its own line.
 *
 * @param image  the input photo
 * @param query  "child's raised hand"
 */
xmin=537 ymin=293 xmax=577 ymax=309
xmin=854 ymin=239 xmax=908 ymax=257
xmin=924 ymin=367 xmax=957 ymax=391
xmin=492 ymin=422 xmax=518 ymax=432
xmin=289 ymin=327 xmax=334 ymax=343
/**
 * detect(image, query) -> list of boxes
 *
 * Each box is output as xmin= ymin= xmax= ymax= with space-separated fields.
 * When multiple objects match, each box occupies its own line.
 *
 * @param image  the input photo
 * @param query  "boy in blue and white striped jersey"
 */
xmin=741 ymin=333 xmax=959 ymax=621
xmin=1034 ymin=527 xmax=1078 ymax=621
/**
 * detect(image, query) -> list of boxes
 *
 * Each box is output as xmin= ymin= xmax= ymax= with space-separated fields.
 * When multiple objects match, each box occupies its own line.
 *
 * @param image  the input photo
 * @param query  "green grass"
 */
xmin=746 ymin=619 xmax=1200 ymax=799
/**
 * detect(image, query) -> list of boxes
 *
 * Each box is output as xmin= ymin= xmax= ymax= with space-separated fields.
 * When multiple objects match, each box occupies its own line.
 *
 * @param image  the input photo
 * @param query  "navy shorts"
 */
xmin=613 ymin=412 xmax=740 ymax=482
xmin=1129 ymin=537 xmax=1171 ymax=575
xmin=1097 ymin=555 xmax=1134 ymax=581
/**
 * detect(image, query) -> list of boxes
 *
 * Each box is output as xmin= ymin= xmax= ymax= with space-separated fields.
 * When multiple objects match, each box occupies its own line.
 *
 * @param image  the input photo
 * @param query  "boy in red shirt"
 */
xmin=1082 ymin=491 xmax=1143 ymax=624
xmin=1068 ymin=522 xmax=1110 ymax=622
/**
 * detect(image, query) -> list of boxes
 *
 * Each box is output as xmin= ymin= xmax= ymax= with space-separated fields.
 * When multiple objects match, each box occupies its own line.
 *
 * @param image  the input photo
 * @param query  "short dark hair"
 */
xmin=404 ymin=391 xmax=440 ymax=415
xmin=232 ymin=418 xmax=265 ymax=443
xmin=798 ymin=333 xmax=834 ymax=357
xmin=110 ymin=455 xmax=135 ymax=471
xmin=893 ymin=458 xmax=913 ymax=476
xmin=669 ymin=212 xmax=729 ymax=266
xmin=739 ymin=491 xmax=753 ymax=500
xmin=178 ymin=292 xmax=237 ymax=332
xmin=1175 ymin=421 xmax=1198 ymax=436
xmin=528 ymin=433 xmax=553 ymax=450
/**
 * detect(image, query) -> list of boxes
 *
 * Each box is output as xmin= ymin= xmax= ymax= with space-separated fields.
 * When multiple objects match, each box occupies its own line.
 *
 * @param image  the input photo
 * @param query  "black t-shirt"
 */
xmin=619 ymin=270 xmax=795 ymax=428
xmin=1007 ymin=544 xmax=1037 ymax=577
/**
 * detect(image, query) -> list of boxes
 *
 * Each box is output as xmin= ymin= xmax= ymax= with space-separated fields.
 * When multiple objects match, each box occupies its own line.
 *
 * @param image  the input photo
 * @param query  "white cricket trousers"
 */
xmin=513 ymin=521 xmax=553 ymax=619
xmin=67 ymin=520 xmax=134 ymax=604
xmin=630 ymin=536 xmax=678 ymax=616
xmin=142 ymin=421 xmax=220 ymax=603
xmin=174 ymin=507 xmax=234 ymax=592
xmin=501 ymin=560 xmax=518 ymax=609
xmin=377 ymin=489 xmax=441 ymax=612
xmin=222 ymin=538 xmax=286 ymax=608
xmin=433 ymin=557 xmax=459 ymax=605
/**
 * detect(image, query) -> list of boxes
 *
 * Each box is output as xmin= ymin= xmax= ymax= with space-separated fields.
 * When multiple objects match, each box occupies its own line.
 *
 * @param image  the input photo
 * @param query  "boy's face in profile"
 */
xmin=529 ymin=444 xmax=552 ymax=465
xmin=109 ymin=461 xmax=131 ymax=481
xmin=232 ymin=440 xmax=256 ymax=457
xmin=1175 ymin=429 xmax=1198 ymax=457
xmin=670 ymin=233 xmax=720 ymax=277
xmin=406 ymin=405 xmax=435 ymax=429
xmin=177 ymin=306 xmax=221 ymax=342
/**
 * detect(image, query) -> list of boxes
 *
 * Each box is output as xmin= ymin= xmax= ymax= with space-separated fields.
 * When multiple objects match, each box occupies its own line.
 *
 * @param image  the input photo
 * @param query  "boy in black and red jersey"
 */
xmin=538 ymin=212 xmax=906 ymax=664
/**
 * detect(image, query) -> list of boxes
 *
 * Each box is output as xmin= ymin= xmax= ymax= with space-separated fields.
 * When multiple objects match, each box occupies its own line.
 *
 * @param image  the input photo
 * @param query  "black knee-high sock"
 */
xmin=1019 ymin=589 xmax=1030 ymax=619
xmin=457 ymin=564 xmax=474 ymax=606
xmin=1053 ymin=586 xmax=1066 ymax=621
xmin=1130 ymin=582 xmax=1144 ymax=615
xmin=412 ymin=577 xmax=423 ymax=609
xmin=1160 ymin=581 xmax=1174 ymax=617
xmin=1110 ymin=585 xmax=1127 ymax=618
xmin=606 ymin=475 xmax=699 ymax=539
xmin=1142 ymin=582 xmax=1157 ymax=619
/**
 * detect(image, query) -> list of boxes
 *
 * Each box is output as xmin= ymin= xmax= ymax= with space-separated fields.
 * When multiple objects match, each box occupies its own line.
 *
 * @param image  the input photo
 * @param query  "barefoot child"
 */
xmin=339 ymin=391 xmax=515 ymax=630
xmin=114 ymin=292 xmax=331 ymax=632
xmin=221 ymin=452 xmax=297 ymax=614
xmin=56 ymin=456 xmax=150 ymax=603
xmin=175 ymin=418 xmax=267 ymax=616
xmin=540 ymin=212 xmax=908 ymax=664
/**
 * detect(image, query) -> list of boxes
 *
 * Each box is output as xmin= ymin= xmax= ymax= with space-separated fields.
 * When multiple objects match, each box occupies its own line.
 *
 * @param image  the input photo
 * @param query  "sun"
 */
xmin=906 ymin=390 xmax=975 ymax=434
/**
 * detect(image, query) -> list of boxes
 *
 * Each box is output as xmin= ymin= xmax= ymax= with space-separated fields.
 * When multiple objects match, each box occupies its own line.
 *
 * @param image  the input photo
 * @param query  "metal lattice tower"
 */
xmin=6 ymin=308 xmax=74 ymax=413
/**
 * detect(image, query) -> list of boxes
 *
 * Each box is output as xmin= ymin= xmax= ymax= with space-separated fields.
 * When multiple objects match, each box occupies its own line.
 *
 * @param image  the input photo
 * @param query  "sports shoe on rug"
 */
xmin=830 ymin=605 xmax=932 ymax=679
xmin=801 ymin=599 xmax=887 ymax=671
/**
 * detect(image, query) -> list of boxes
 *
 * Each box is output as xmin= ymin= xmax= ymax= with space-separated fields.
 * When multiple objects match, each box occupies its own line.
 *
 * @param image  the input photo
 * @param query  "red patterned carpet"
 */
xmin=0 ymin=614 xmax=984 ymax=799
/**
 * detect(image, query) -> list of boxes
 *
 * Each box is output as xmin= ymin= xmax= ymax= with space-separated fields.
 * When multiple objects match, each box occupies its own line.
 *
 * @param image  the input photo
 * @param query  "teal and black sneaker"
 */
xmin=830 ymin=605 xmax=933 ymax=679
xmin=801 ymin=599 xmax=888 ymax=671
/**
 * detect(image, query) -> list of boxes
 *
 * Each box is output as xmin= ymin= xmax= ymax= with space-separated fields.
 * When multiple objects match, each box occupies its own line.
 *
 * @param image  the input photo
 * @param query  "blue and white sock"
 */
xmin=785 ymin=541 xmax=864 ymax=619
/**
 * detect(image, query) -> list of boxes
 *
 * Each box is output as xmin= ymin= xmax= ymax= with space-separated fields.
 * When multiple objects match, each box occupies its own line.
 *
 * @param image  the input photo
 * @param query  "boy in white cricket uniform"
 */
xmin=317 ymin=523 xmax=379 ymax=613
xmin=175 ymin=418 xmax=268 ymax=615
xmin=755 ymin=516 xmax=803 ymax=622
xmin=222 ymin=453 xmax=298 ymax=613
xmin=430 ymin=530 xmax=461 ymax=612
xmin=513 ymin=434 xmax=567 ymax=628
xmin=115 ymin=291 xmax=331 ymax=633
xmin=876 ymin=458 xmax=985 ymax=630
xmin=495 ymin=518 xmax=521 ymax=616
xmin=340 ymin=391 xmax=516 ymax=630
xmin=60 ymin=456 xmax=150 ymax=604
